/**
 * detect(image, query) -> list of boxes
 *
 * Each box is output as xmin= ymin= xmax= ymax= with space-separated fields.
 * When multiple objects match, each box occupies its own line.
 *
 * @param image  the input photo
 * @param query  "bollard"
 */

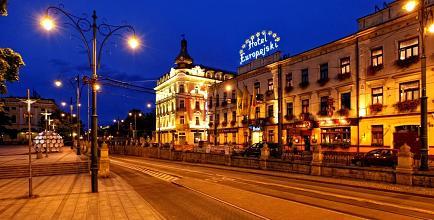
xmin=260 ymin=143 xmax=270 ymax=170
xmin=98 ymin=142 xmax=110 ymax=178
xmin=395 ymin=143 xmax=414 ymax=185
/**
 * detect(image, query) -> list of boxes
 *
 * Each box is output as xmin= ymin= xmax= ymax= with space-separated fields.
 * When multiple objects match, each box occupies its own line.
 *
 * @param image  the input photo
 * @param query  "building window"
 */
xmin=302 ymin=99 xmax=309 ymax=113
xmin=400 ymin=81 xmax=419 ymax=101
xmin=179 ymin=84 xmax=185 ymax=93
xmin=340 ymin=57 xmax=350 ymax=74
xmin=286 ymin=73 xmax=293 ymax=87
xmin=216 ymin=114 xmax=220 ymax=124
xmin=268 ymin=79 xmax=274 ymax=91
xmin=341 ymin=92 xmax=351 ymax=109
xmin=399 ymin=38 xmax=418 ymax=60
xmin=195 ymin=116 xmax=200 ymax=125
xmin=179 ymin=100 xmax=185 ymax=109
xmin=254 ymin=82 xmax=261 ymax=94
xmin=244 ymin=132 xmax=249 ymax=144
xmin=232 ymin=111 xmax=236 ymax=122
xmin=286 ymin=102 xmax=293 ymax=116
xmin=223 ymin=92 xmax=227 ymax=100
xmin=180 ymin=116 xmax=185 ymax=124
xmin=320 ymin=96 xmax=328 ymax=113
xmin=321 ymin=127 xmax=351 ymax=145
xmin=179 ymin=132 xmax=186 ymax=143
xmin=255 ymin=107 xmax=260 ymax=119
xmin=231 ymin=90 xmax=236 ymax=100
xmin=195 ymin=101 xmax=200 ymax=110
xmin=371 ymin=47 xmax=383 ymax=67
xmin=232 ymin=133 xmax=236 ymax=143
xmin=268 ymin=130 xmax=274 ymax=143
xmin=372 ymin=87 xmax=383 ymax=104
xmin=267 ymin=105 xmax=274 ymax=118
xmin=209 ymin=115 xmax=214 ymax=122
xmin=194 ymin=132 xmax=201 ymax=143
xmin=371 ymin=125 xmax=383 ymax=146
xmin=320 ymin=63 xmax=328 ymax=80
xmin=224 ymin=133 xmax=228 ymax=144
xmin=209 ymin=97 xmax=213 ymax=108
xmin=301 ymin=68 xmax=309 ymax=84
xmin=223 ymin=112 xmax=228 ymax=122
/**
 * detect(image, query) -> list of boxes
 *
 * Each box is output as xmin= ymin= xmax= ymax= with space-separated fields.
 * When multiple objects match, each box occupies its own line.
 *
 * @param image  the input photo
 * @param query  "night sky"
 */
xmin=1 ymin=0 xmax=389 ymax=126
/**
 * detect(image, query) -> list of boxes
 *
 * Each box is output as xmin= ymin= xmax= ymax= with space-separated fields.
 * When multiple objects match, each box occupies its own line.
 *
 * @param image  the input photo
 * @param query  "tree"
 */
xmin=0 ymin=0 xmax=7 ymax=16
xmin=0 ymin=48 xmax=24 ymax=94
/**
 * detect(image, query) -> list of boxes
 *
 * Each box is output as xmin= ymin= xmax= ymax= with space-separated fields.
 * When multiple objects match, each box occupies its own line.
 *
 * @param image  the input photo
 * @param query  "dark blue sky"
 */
xmin=1 ymin=0 xmax=389 ymax=126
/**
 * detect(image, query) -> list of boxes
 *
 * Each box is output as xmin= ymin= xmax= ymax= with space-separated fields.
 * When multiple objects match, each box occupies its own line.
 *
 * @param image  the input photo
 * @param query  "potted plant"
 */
xmin=394 ymin=99 xmax=420 ymax=112
xmin=337 ymin=72 xmax=351 ymax=80
xmin=337 ymin=108 xmax=349 ymax=116
xmin=367 ymin=64 xmax=384 ymax=75
xmin=395 ymin=56 xmax=419 ymax=68
xmin=369 ymin=103 xmax=383 ymax=113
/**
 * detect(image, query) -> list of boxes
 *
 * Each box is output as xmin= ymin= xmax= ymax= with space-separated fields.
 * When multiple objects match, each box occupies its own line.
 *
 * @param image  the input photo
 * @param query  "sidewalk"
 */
xmin=0 ymin=174 xmax=163 ymax=219
xmin=0 ymin=146 xmax=83 ymax=166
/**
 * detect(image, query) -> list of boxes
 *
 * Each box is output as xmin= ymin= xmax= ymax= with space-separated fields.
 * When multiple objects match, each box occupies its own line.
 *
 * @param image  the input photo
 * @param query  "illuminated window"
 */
xmin=372 ymin=87 xmax=383 ymax=104
xmin=399 ymin=38 xmax=418 ymax=60
xmin=268 ymin=130 xmax=274 ymax=143
xmin=302 ymin=99 xmax=309 ymax=113
xmin=320 ymin=63 xmax=328 ymax=80
xmin=268 ymin=79 xmax=274 ymax=91
xmin=371 ymin=125 xmax=383 ymax=146
xmin=340 ymin=57 xmax=350 ymax=74
xmin=180 ymin=116 xmax=185 ymax=124
xmin=194 ymin=132 xmax=201 ymax=143
xmin=371 ymin=47 xmax=383 ymax=66
xmin=301 ymin=69 xmax=309 ymax=84
xmin=341 ymin=92 xmax=351 ymax=110
xmin=286 ymin=73 xmax=293 ymax=87
xmin=267 ymin=105 xmax=274 ymax=118
xmin=321 ymin=127 xmax=351 ymax=144
xmin=399 ymin=81 xmax=419 ymax=101
xmin=195 ymin=116 xmax=200 ymax=125
xmin=320 ymin=96 xmax=328 ymax=113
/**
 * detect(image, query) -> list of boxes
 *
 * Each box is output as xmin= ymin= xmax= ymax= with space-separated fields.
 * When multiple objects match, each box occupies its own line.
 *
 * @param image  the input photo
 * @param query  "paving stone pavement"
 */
xmin=0 ymin=146 xmax=84 ymax=166
xmin=0 ymin=174 xmax=163 ymax=219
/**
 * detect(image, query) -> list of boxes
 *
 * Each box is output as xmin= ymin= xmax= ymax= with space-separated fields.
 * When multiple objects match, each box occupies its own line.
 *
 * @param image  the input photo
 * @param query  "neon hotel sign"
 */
xmin=239 ymin=30 xmax=280 ymax=65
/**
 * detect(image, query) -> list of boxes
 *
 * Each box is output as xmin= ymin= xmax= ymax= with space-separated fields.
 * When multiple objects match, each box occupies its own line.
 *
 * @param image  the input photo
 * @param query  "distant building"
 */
xmin=1 ymin=97 xmax=58 ymax=142
xmin=154 ymin=38 xmax=235 ymax=148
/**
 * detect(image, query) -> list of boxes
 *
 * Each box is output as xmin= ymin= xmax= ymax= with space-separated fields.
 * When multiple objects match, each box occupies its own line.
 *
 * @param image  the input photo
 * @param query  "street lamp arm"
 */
xmin=46 ymin=6 xmax=92 ymax=67
xmin=96 ymin=23 xmax=136 ymax=69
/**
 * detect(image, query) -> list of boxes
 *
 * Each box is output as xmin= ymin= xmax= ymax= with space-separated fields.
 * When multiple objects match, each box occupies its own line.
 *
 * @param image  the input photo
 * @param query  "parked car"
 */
xmin=242 ymin=142 xmax=282 ymax=158
xmin=351 ymin=149 xmax=398 ymax=167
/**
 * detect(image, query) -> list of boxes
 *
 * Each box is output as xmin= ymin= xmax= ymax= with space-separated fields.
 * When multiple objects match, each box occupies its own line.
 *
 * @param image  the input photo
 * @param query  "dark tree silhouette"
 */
xmin=0 ymin=48 xmax=24 ymax=94
xmin=0 ymin=0 xmax=7 ymax=16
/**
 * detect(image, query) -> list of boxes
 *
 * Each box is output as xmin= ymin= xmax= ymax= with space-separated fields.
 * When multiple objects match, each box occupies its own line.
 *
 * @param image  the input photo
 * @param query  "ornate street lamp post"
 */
xmin=403 ymin=0 xmax=434 ymax=170
xmin=40 ymin=6 xmax=140 ymax=192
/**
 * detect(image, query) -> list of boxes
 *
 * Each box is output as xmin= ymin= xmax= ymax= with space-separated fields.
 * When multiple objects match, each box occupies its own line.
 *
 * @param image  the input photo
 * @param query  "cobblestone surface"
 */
xmin=0 ymin=174 xmax=162 ymax=219
xmin=0 ymin=146 xmax=83 ymax=166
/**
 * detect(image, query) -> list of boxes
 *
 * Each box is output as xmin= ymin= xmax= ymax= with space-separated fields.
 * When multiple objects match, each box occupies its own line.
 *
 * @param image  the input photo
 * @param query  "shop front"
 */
xmin=283 ymin=120 xmax=316 ymax=151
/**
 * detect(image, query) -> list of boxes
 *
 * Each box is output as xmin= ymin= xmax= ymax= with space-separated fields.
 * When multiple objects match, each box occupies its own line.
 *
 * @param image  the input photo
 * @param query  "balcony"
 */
xmin=337 ymin=108 xmax=349 ymax=117
xmin=395 ymin=56 xmax=419 ymax=68
xmin=285 ymin=85 xmax=293 ymax=93
xmin=394 ymin=99 xmax=420 ymax=112
xmin=299 ymin=81 xmax=309 ymax=89
xmin=255 ymin=94 xmax=264 ymax=101
xmin=367 ymin=64 xmax=383 ymax=75
xmin=369 ymin=103 xmax=383 ymax=113
xmin=284 ymin=114 xmax=294 ymax=121
xmin=337 ymin=72 xmax=351 ymax=81
xmin=177 ymin=107 xmax=187 ymax=112
xmin=317 ymin=77 xmax=329 ymax=86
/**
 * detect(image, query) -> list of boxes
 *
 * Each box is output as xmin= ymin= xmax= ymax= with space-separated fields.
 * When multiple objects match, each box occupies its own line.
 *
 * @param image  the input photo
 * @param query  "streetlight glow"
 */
xmin=138 ymin=113 xmax=142 ymax=117
xmin=61 ymin=101 xmax=66 ymax=107
xmin=127 ymin=35 xmax=140 ymax=49
xmin=403 ymin=0 xmax=418 ymax=12
xmin=146 ymin=103 xmax=152 ymax=108
xmin=54 ymin=80 xmax=62 ymax=87
xmin=94 ymin=84 xmax=101 ymax=91
xmin=427 ymin=23 xmax=434 ymax=33
xmin=40 ymin=16 xmax=55 ymax=31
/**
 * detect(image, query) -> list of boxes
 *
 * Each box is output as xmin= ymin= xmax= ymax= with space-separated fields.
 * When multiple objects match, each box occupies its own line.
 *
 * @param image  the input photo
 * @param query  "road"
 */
xmin=110 ymin=155 xmax=434 ymax=220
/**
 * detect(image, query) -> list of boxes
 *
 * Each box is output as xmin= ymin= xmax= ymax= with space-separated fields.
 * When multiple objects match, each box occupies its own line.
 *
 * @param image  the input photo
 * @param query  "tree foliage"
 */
xmin=0 ymin=0 xmax=7 ymax=16
xmin=0 ymin=48 xmax=25 ymax=94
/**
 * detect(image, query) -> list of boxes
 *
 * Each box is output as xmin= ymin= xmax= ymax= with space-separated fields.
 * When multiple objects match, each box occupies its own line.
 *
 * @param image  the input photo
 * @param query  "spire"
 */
xmin=175 ymin=35 xmax=193 ymax=69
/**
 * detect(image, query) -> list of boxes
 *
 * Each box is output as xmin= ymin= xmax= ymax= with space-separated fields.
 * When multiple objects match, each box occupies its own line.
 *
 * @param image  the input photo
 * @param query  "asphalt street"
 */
xmin=110 ymin=156 xmax=434 ymax=220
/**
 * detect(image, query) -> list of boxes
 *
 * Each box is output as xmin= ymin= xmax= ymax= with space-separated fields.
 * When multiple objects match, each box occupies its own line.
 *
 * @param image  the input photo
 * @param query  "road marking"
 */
xmin=112 ymin=157 xmax=434 ymax=217
xmin=172 ymin=181 xmax=272 ymax=220
xmin=237 ymin=178 xmax=434 ymax=216
xmin=111 ymin=159 xmax=179 ymax=182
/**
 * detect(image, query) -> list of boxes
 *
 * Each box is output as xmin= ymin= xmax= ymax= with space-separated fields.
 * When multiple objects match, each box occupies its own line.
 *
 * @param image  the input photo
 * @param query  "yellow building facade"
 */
xmin=207 ymin=0 xmax=434 ymax=153
xmin=154 ymin=38 xmax=234 ymax=148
